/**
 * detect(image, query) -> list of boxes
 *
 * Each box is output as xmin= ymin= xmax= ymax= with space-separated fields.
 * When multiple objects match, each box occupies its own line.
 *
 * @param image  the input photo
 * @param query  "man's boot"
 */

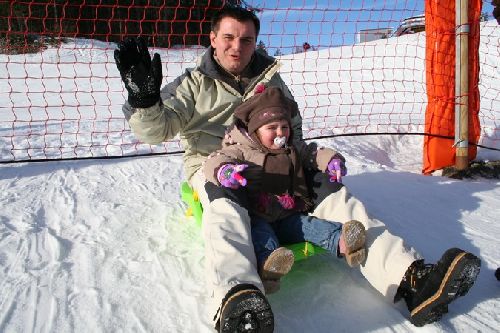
xmin=217 ymin=284 xmax=274 ymax=333
xmin=394 ymin=248 xmax=481 ymax=327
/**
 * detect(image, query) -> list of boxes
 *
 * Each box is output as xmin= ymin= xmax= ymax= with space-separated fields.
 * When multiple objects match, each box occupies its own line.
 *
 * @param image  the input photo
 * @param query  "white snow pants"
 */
xmin=190 ymin=170 xmax=421 ymax=326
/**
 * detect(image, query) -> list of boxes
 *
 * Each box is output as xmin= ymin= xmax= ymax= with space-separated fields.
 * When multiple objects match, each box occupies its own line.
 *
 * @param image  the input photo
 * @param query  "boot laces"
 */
xmin=408 ymin=261 xmax=434 ymax=292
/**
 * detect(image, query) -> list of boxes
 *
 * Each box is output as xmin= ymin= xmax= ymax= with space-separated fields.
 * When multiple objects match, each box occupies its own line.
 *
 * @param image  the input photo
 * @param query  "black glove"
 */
xmin=114 ymin=36 xmax=162 ymax=108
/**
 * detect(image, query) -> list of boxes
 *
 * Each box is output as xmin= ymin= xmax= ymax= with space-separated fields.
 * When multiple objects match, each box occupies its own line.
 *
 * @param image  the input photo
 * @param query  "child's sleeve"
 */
xmin=297 ymin=142 xmax=338 ymax=172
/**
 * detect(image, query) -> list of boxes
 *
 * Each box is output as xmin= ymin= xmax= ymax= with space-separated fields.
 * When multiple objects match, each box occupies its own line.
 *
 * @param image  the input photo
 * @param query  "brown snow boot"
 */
xmin=394 ymin=248 xmax=481 ymax=327
xmin=259 ymin=247 xmax=295 ymax=294
xmin=341 ymin=220 xmax=366 ymax=267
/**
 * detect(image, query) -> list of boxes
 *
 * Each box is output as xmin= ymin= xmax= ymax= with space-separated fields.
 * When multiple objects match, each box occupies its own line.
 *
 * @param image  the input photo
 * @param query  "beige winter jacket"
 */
xmin=123 ymin=47 xmax=303 ymax=181
xmin=203 ymin=125 xmax=338 ymax=221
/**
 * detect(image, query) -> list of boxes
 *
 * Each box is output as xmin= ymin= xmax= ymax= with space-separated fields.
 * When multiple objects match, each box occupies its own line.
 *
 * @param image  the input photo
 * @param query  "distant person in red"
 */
xmin=494 ymin=0 xmax=500 ymax=24
xmin=303 ymin=42 xmax=311 ymax=52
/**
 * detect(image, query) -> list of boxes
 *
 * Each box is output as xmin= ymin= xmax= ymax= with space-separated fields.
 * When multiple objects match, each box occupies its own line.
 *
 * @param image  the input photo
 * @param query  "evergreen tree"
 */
xmin=256 ymin=40 xmax=267 ymax=55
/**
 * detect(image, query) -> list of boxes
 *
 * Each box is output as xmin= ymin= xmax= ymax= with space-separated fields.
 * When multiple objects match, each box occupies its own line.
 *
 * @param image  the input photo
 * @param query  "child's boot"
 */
xmin=340 ymin=220 xmax=366 ymax=267
xmin=394 ymin=248 xmax=481 ymax=327
xmin=259 ymin=247 xmax=294 ymax=294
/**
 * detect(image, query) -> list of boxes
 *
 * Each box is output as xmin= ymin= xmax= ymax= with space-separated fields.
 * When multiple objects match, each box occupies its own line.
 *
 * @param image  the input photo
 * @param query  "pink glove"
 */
xmin=327 ymin=156 xmax=347 ymax=183
xmin=276 ymin=194 xmax=295 ymax=209
xmin=217 ymin=164 xmax=248 ymax=189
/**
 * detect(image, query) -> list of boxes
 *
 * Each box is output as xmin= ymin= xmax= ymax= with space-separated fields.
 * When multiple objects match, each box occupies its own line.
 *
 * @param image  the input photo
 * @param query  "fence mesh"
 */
xmin=0 ymin=0 xmax=498 ymax=163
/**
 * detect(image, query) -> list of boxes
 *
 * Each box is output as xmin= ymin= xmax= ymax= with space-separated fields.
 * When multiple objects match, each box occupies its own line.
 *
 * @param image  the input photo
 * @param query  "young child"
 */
xmin=203 ymin=86 xmax=366 ymax=294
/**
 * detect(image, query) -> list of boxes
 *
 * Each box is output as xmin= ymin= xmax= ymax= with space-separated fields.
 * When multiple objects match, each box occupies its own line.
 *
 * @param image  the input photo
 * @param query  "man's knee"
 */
xmin=204 ymin=181 xmax=250 ymax=210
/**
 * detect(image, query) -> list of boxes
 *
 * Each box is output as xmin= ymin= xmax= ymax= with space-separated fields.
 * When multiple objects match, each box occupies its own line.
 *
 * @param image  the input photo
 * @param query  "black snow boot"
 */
xmin=217 ymin=284 xmax=274 ymax=333
xmin=394 ymin=247 xmax=481 ymax=327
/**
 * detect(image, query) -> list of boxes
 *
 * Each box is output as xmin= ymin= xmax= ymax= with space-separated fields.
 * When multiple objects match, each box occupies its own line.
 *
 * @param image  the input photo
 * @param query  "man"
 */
xmin=114 ymin=6 xmax=481 ymax=332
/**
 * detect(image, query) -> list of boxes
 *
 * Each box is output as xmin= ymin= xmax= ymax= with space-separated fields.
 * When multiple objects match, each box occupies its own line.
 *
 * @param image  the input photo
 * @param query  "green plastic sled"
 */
xmin=180 ymin=181 xmax=326 ymax=262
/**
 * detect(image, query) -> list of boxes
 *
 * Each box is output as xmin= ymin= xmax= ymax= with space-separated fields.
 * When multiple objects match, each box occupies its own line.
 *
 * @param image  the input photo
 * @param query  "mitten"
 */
xmin=327 ymin=154 xmax=347 ymax=183
xmin=217 ymin=164 xmax=248 ymax=189
xmin=276 ymin=194 xmax=295 ymax=209
xmin=114 ymin=37 xmax=162 ymax=108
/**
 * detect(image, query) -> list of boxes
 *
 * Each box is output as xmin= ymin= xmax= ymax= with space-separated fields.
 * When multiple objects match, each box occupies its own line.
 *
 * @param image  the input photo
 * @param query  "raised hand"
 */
xmin=114 ymin=36 xmax=162 ymax=108
xmin=217 ymin=164 xmax=248 ymax=189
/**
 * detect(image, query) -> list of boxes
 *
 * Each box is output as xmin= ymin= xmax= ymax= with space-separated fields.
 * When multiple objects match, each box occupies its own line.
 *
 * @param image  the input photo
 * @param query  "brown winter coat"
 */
xmin=203 ymin=125 xmax=338 ymax=222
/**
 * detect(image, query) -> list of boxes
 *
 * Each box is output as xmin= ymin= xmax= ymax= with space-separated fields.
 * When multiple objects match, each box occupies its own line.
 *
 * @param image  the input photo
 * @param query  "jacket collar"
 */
xmin=197 ymin=47 xmax=278 ymax=94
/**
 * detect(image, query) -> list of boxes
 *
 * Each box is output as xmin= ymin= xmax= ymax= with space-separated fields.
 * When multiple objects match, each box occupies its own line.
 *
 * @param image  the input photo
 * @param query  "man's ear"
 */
xmin=210 ymin=31 xmax=217 ymax=47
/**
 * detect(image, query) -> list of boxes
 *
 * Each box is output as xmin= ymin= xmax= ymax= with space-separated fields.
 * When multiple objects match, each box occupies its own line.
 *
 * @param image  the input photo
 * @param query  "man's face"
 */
xmin=210 ymin=17 xmax=256 ymax=75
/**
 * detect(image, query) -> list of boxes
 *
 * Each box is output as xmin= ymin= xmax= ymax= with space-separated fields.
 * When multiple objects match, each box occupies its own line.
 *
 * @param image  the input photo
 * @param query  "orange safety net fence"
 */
xmin=423 ymin=0 xmax=482 ymax=174
xmin=0 ymin=1 xmax=498 ymax=165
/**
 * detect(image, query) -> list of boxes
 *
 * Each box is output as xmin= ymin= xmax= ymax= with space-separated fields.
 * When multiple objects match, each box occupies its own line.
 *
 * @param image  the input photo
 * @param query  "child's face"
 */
xmin=256 ymin=119 xmax=290 ymax=149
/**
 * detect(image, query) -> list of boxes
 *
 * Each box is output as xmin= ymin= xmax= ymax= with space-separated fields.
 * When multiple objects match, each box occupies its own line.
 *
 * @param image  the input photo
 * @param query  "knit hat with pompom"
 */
xmin=233 ymin=86 xmax=299 ymax=134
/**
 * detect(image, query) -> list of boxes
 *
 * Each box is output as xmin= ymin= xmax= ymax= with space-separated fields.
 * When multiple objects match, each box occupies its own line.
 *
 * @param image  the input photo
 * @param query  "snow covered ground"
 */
xmin=0 ymin=20 xmax=499 ymax=333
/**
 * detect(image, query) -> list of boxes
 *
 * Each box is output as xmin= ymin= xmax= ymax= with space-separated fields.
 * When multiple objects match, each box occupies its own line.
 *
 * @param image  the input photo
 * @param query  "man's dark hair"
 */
xmin=211 ymin=6 xmax=260 ymax=37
